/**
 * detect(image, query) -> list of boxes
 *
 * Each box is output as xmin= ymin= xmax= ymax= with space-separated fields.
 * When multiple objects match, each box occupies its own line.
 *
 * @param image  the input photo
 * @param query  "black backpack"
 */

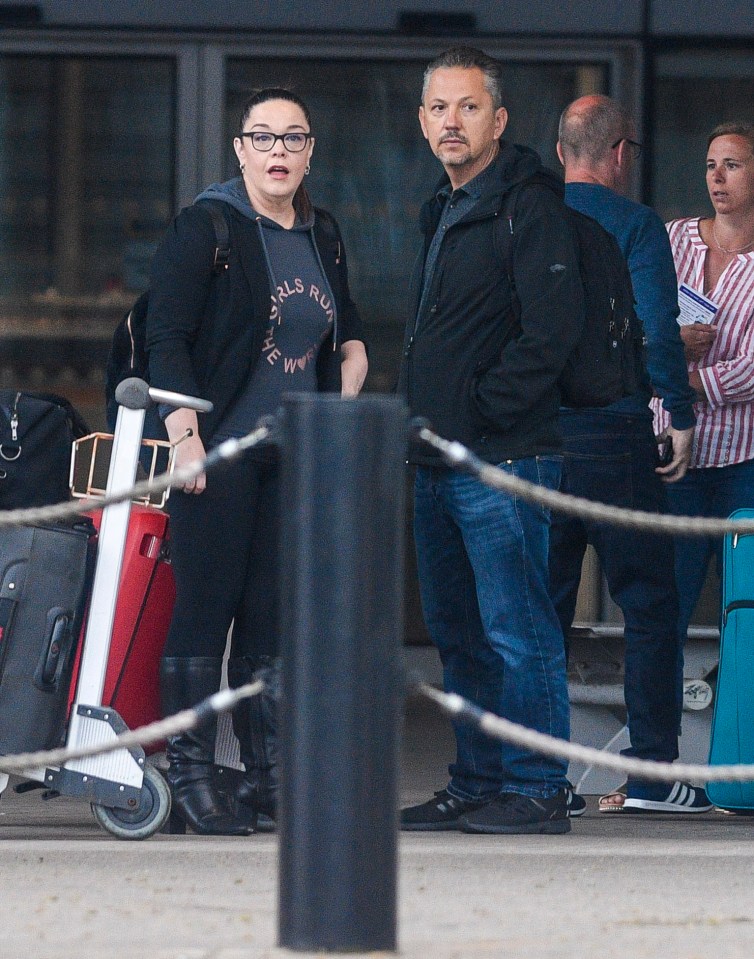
xmin=104 ymin=199 xmax=231 ymax=430
xmin=0 ymin=391 xmax=90 ymax=509
xmin=495 ymin=177 xmax=648 ymax=409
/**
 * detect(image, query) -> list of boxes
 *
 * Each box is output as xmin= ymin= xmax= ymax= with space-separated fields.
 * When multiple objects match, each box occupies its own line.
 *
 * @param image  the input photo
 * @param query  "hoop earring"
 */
xmin=305 ymin=164 xmax=310 ymax=175
xmin=239 ymin=163 xmax=245 ymax=173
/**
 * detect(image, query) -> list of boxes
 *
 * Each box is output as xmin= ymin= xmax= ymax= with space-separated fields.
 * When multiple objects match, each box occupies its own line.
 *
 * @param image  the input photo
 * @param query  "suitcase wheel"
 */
xmin=91 ymin=765 xmax=171 ymax=840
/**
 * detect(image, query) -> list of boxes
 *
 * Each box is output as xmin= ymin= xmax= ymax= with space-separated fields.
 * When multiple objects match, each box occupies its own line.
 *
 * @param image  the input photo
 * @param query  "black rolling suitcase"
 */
xmin=0 ymin=519 xmax=94 ymax=754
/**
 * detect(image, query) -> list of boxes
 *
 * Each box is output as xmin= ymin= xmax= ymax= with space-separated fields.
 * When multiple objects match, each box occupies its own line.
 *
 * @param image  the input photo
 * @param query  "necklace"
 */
xmin=712 ymin=218 xmax=754 ymax=255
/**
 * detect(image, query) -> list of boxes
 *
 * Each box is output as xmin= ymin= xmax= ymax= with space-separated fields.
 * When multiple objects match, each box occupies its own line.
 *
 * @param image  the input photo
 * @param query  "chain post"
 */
xmin=277 ymin=393 xmax=407 ymax=953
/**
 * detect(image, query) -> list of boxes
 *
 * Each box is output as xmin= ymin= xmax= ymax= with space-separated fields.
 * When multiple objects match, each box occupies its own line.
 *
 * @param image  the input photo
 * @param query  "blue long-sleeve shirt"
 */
xmin=565 ymin=182 xmax=696 ymax=430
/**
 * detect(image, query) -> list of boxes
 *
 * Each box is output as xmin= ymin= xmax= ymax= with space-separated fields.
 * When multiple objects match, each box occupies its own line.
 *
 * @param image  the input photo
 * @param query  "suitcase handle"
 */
xmin=34 ymin=608 xmax=74 ymax=691
xmin=722 ymin=599 xmax=754 ymax=626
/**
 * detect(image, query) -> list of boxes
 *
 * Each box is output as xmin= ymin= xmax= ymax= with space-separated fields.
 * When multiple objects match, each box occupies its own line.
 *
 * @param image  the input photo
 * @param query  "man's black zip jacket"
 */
xmin=398 ymin=139 xmax=585 ymax=466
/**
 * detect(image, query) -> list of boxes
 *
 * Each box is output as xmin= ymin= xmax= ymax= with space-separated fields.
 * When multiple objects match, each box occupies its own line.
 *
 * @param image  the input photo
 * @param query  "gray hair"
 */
xmin=558 ymin=95 xmax=632 ymax=165
xmin=708 ymin=121 xmax=754 ymax=153
xmin=421 ymin=47 xmax=504 ymax=110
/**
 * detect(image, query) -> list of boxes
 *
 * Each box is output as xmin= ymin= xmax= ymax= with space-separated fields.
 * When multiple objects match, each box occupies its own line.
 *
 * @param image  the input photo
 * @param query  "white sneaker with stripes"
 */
xmin=622 ymin=781 xmax=713 ymax=813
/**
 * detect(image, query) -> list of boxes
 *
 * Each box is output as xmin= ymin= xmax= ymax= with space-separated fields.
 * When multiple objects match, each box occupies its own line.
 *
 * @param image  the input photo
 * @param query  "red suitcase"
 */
xmin=69 ymin=505 xmax=175 ymax=745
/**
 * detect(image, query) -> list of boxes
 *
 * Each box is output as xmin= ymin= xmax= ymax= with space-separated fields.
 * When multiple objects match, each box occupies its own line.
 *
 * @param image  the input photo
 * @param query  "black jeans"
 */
xmin=163 ymin=452 xmax=279 ymax=662
xmin=548 ymin=410 xmax=680 ymax=763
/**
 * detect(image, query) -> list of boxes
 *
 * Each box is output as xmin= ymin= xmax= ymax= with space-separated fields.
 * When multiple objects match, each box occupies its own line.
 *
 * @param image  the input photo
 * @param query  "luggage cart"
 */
xmin=0 ymin=378 xmax=212 ymax=839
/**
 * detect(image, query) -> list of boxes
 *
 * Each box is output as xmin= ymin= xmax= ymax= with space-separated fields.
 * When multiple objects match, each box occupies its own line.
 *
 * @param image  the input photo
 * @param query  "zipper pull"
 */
xmin=10 ymin=392 xmax=20 ymax=442
xmin=126 ymin=310 xmax=136 ymax=371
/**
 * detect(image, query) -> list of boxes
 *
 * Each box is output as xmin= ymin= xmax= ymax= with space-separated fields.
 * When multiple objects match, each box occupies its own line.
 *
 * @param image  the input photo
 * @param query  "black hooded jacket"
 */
xmin=398 ymin=140 xmax=585 ymax=464
xmin=145 ymin=186 xmax=363 ymax=443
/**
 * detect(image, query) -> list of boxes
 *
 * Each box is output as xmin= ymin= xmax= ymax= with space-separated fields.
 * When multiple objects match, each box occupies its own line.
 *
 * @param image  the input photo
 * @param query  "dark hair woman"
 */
xmin=146 ymin=88 xmax=368 ymax=835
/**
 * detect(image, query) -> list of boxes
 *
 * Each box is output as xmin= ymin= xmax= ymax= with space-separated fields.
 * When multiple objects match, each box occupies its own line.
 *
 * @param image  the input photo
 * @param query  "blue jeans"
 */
xmin=667 ymin=458 xmax=754 ymax=644
xmin=548 ymin=411 xmax=679 ymax=763
xmin=413 ymin=457 xmax=569 ymax=802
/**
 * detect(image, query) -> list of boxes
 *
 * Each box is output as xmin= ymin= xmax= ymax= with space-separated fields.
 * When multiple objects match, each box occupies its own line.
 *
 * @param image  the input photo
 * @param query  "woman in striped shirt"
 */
xmin=653 ymin=121 xmax=754 ymax=652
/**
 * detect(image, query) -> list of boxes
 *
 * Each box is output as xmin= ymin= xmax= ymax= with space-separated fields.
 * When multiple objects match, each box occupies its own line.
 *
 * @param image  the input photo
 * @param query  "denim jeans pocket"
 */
xmin=561 ymin=449 xmax=633 ymax=505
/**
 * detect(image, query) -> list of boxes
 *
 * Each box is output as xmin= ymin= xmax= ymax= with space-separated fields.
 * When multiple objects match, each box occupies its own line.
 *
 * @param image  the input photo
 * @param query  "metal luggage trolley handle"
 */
xmin=48 ymin=379 xmax=212 ymax=839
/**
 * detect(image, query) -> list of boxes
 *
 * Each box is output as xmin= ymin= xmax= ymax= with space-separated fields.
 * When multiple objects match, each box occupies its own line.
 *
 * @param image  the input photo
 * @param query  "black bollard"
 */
xmin=277 ymin=393 xmax=407 ymax=954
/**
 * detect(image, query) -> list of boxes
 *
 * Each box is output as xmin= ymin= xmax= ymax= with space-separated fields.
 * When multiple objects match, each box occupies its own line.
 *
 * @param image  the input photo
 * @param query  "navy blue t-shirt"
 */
xmin=215 ymin=215 xmax=334 ymax=440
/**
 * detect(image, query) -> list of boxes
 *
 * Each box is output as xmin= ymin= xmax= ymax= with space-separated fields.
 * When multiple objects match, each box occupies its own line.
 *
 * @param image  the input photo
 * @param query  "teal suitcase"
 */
xmin=708 ymin=508 xmax=754 ymax=810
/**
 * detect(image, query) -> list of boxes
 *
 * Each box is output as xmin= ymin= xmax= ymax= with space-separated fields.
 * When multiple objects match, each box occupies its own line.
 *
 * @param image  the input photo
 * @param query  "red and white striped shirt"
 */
xmin=652 ymin=217 xmax=754 ymax=468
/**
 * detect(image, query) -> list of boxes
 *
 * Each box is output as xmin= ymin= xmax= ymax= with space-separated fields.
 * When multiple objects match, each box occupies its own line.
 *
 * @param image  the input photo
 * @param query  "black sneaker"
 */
xmin=566 ymin=788 xmax=587 ymax=817
xmin=460 ymin=790 xmax=571 ymax=835
xmin=400 ymin=789 xmax=490 ymax=831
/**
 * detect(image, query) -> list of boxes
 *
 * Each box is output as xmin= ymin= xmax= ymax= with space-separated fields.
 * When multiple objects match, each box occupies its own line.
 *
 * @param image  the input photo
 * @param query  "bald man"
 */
xmin=550 ymin=95 xmax=711 ymax=815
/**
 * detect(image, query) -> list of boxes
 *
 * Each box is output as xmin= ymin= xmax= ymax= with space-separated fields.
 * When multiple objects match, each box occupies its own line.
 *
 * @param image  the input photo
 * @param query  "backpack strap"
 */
xmin=314 ymin=206 xmax=341 ymax=263
xmin=195 ymin=199 xmax=231 ymax=274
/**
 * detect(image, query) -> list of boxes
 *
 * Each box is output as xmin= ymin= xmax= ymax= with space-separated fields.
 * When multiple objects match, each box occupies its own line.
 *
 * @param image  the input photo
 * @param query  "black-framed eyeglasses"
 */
xmin=611 ymin=137 xmax=643 ymax=160
xmin=240 ymin=131 xmax=312 ymax=152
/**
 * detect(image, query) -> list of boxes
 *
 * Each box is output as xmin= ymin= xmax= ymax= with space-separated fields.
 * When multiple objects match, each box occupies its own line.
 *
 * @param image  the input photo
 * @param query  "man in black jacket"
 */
xmin=398 ymin=47 xmax=584 ymax=834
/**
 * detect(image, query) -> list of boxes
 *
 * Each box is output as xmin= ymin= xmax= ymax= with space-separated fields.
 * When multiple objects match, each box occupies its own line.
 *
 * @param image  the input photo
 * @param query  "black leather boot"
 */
xmin=160 ymin=656 xmax=253 ymax=836
xmin=227 ymin=656 xmax=280 ymax=829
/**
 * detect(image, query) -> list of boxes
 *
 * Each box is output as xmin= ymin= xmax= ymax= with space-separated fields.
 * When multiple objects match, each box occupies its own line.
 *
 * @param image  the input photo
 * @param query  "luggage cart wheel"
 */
xmin=91 ymin=766 xmax=171 ymax=840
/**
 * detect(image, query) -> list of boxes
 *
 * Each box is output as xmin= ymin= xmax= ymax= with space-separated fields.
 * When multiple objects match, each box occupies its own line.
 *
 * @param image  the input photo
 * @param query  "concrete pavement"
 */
xmin=1 ymin=697 xmax=753 ymax=959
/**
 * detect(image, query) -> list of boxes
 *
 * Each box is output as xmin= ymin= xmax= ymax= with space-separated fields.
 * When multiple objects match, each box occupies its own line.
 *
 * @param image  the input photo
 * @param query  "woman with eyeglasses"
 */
xmin=146 ymin=88 xmax=368 ymax=835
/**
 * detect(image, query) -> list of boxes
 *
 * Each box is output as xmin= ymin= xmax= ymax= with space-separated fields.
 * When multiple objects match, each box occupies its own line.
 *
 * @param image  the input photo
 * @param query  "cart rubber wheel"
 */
xmin=91 ymin=765 xmax=172 ymax=840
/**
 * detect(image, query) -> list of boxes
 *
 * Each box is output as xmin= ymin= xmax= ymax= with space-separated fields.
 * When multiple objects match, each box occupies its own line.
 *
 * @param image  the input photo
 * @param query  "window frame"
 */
xmin=0 ymin=29 xmax=642 ymax=209
xmin=199 ymin=33 xmax=643 ymax=199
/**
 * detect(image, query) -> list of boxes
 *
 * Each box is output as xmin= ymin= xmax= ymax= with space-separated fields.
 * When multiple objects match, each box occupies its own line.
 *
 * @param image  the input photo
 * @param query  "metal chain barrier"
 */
xmin=0 ymin=422 xmax=269 ymax=773
xmin=3 ymin=418 xmax=754 ymax=538
xmin=416 ymin=681 xmax=754 ymax=783
xmin=414 ymin=426 xmax=754 ymax=782
xmin=2 ymin=417 xmax=753 ymax=786
xmin=0 ymin=680 xmax=263 ymax=775
xmin=4 ymin=667 xmax=748 ymax=784
xmin=416 ymin=424 xmax=754 ymax=537
xmin=0 ymin=424 xmax=271 ymax=528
